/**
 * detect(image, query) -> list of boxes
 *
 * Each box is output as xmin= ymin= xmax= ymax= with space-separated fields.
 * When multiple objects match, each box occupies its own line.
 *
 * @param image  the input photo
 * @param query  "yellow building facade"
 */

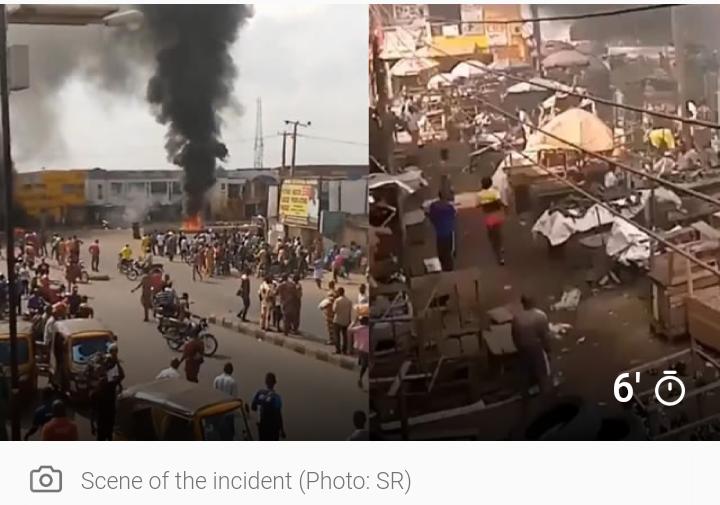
xmin=14 ymin=169 xmax=88 ymax=224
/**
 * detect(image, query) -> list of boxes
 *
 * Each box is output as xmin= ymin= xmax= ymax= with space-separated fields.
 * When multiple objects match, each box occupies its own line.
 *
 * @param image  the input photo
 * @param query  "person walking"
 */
xmin=511 ymin=295 xmax=552 ymax=399
xmin=180 ymin=333 xmax=205 ymax=383
xmin=332 ymin=287 xmax=353 ymax=355
xmin=428 ymin=189 xmax=457 ymax=272
xmin=291 ymin=274 xmax=303 ymax=333
xmin=88 ymin=239 xmax=101 ymax=272
xmin=213 ymin=363 xmax=238 ymax=397
xmin=236 ymin=269 xmax=251 ymax=322
xmin=351 ymin=315 xmax=369 ymax=388
xmin=41 ymin=400 xmax=79 ymax=441
xmin=322 ymin=280 xmax=337 ymax=346
xmin=131 ymin=273 xmax=154 ymax=322
xmin=156 ymin=358 xmax=182 ymax=380
xmin=312 ymin=257 xmax=324 ymax=289
xmin=477 ymin=177 xmax=506 ymax=265
xmin=276 ymin=276 xmax=296 ymax=336
xmin=251 ymin=372 xmax=286 ymax=441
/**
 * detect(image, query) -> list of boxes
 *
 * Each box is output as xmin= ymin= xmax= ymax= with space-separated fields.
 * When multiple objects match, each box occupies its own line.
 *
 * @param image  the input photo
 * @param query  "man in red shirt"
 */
xmin=180 ymin=334 xmax=204 ymax=383
xmin=41 ymin=400 xmax=79 ymax=441
xmin=88 ymin=239 xmax=101 ymax=272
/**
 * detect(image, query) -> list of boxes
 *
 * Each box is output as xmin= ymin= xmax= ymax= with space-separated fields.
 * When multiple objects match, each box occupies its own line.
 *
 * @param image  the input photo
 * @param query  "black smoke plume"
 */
xmin=140 ymin=5 xmax=252 ymax=216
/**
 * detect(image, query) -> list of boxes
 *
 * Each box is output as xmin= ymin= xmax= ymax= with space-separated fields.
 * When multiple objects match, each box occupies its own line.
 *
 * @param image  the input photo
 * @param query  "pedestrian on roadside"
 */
xmin=346 ymin=410 xmax=369 ymax=440
xmin=277 ymin=276 xmax=296 ymax=336
xmin=428 ymin=189 xmax=456 ymax=272
xmin=89 ymin=239 xmax=101 ymax=272
xmin=332 ymin=287 xmax=353 ymax=355
xmin=180 ymin=333 xmax=205 ymax=383
xmin=131 ymin=273 xmax=154 ymax=322
xmin=312 ymin=257 xmax=324 ymax=289
xmin=321 ymin=280 xmax=337 ymax=346
xmin=236 ymin=269 xmax=251 ymax=322
xmin=351 ymin=315 xmax=369 ymax=388
xmin=251 ymin=372 xmax=286 ymax=441
xmin=41 ymin=400 xmax=79 ymax=441
xmin=258 ymin=276 xmax=275 ymax=331
xmin=213 ymin=362 xmax=238 ymax=397
xmin=156 ymin=358 xmax=182 ymax=380
xmin=291 ymin=274 xmax=303 ymax=333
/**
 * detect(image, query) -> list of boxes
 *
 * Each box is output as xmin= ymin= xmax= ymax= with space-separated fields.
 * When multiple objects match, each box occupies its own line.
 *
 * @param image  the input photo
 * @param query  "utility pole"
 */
xmin=253 ymin=97 xmax=264 ymax=169
xmin=279 ymin=131 xmax=289 ymax=171
xmin=0 ymin=5 xmax=20 ymax=441
xmin=284 ymin=119 xmax=311 ymax=177
xmin=530 ymin=4 xmax=543 ymax=75
xmin=672 ymin=6 xmax=691 ymax=141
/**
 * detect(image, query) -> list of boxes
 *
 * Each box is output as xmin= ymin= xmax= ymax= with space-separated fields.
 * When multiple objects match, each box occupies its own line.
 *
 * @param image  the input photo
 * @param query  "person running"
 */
xmin=236 ymin=269 xmax=251 ymax=322
xmin=88 ymin=239 xmax=101 ymax=272
xmin=477 ymin=177 xmax=506 ymax=265
xmin=332 ymin=287 xmax=353 ymax=355
xmin=41 ymin=400 xmax=78 ymax=441
xmin=251 ymin=372 xmax=286 ymax=441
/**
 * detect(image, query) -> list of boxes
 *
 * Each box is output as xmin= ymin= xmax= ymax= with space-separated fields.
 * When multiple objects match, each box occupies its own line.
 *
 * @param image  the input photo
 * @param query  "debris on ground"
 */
xmin=549 ymin=322 xmax=573 ymax=339
xmin=576 ymin=336 xmax=586 ymax=344
xmin=551 ymin=288 xmax=582 ymax=311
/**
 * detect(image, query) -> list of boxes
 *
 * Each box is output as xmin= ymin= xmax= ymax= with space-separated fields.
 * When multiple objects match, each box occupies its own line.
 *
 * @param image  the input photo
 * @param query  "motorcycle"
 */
xmin=125 ymin=260 xmax=164 ymax=282
xmin=157 ymin=315 xmax=218 ymax=357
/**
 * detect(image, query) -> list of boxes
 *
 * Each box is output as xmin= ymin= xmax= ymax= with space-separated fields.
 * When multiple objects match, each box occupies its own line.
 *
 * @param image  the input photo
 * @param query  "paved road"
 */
xmin=4 ymin=229 xmax=366 ymax=441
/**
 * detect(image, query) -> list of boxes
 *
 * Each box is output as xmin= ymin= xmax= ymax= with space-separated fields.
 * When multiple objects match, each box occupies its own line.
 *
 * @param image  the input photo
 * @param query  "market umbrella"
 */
xmin=542 ymin=49 xmax=591 ymax=69
xmin=450 ymin=59 xmax=487 ymax=79
xmin=534 ymin=108 xmax=613 ymax=153
xmin=426 ymin=73 xmax=456 ymax=90
xmin=390 ymin=57 xmax=439 ymax=77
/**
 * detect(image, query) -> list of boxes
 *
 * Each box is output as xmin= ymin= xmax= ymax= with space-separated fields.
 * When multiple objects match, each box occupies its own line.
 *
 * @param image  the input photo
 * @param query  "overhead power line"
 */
xmin=297 ymin=133 xmax=368 ymax=147
xmin=426 ymin=4 xmax=679 ymax=26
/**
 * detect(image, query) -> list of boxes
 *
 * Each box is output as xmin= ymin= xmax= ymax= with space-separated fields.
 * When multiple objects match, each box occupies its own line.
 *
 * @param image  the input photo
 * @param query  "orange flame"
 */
xmin=182 ymin=214 xmax=203 ymax=232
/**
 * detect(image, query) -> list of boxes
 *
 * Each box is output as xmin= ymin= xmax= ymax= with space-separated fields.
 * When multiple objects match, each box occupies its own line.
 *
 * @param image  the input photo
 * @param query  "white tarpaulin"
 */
xmin=605 ymin=218 xmax=650 ymax=266
xmin=532 ymin=188 xmax=681 ymax=246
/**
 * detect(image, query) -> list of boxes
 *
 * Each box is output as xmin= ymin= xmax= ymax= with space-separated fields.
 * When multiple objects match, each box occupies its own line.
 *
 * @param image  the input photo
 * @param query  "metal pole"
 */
xmin=0 ymin=5 xmax=20 ymax=441
xmin=290 ymin=122 xmax=298 ymax=177
xmin=280 ymin=131 xmax=287 ymax=170
xmin=530 ymin=4 xmax=543 ymax=75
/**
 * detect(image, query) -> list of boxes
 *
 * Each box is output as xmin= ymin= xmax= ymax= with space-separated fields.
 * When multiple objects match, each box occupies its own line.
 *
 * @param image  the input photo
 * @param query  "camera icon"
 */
xmin=29 ymin=466 xmax=63 ymax=493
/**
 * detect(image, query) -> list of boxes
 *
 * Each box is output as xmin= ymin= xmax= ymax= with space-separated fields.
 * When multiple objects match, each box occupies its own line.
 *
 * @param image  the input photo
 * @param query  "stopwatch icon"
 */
xmin=654 ymin=370 xmax=685 ymax=407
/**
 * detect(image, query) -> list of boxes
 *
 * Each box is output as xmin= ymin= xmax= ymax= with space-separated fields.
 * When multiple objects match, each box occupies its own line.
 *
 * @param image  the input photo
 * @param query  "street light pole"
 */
xmin=0 ymin=5 xmax=20 ymax=441
xmin=284 ymin=119 xmax=310 ymax=177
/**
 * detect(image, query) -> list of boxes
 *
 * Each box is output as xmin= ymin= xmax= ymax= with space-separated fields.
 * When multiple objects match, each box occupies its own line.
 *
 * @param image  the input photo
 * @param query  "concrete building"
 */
xmin=15 ymin=169 xmax=87 ymax=226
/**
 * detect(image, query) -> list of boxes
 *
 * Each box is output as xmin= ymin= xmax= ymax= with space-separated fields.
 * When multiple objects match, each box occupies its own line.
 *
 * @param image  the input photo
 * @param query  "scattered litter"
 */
xmin=609 ymin=271 xmax=621 ymax=284
xmin=608 ymin=311 xmax=615 ymax=316
xmin=503 ymin=285 xmax=512 ymax=291
xmin=707 ymin=362 xmax=715 ymax=368
xmin=549 ymin=322 xmax=573 ymax=339
xmin=551 ymin=288 xmax=582 ymax=311
xmin=576 ymin=336 xmax=586 ymax=344
xmin=519 ymin=220 xmax=527 ymax=226
xmin=561 ymin=347 xmax=570 ymax=354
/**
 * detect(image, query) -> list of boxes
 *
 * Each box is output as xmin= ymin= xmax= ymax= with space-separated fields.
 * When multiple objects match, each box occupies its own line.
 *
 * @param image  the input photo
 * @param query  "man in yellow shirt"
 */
xmin=119 ymin=244 xmax=133 ymax=269
xmin=477 ymin=177 xmax=506 ymax=265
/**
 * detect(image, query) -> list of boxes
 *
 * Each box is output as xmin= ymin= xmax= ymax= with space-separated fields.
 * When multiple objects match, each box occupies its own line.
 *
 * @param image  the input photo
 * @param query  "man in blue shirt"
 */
xmin=427 ymin=190 xmax=457 ymax=271
xmin=251 ymin=372 xmax=286 ymax=441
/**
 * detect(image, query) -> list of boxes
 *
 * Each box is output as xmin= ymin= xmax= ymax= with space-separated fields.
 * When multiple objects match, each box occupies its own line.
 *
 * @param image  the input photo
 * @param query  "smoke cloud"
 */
xmin=140 ymin=5 xmax=252 ymax=216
